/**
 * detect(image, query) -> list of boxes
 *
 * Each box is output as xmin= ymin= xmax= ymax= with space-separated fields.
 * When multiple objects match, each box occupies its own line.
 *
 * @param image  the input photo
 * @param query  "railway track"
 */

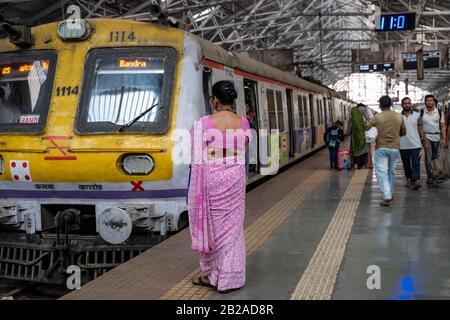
xmin=0 ymin=231 xmax=178 ymax=300
xmin=0 ymin=279 xmax=70 ymax=300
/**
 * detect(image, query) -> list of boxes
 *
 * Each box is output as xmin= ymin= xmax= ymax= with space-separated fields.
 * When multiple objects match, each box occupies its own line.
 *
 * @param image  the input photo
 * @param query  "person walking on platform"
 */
xmin=350 ymin=104 xmax=369 ymax=169
xmin=366 ymin=96 xmax=406 ymax=206
xmin=400 ymin=97 xmax=422 ymax=190
xmin=188 ymin=81 xmax=251 ymax=294
xmin=359 ymin=103 xmax=375 ymax=169
xmin=419 ymin=95 xmax=448 ymax=185
xmin=324 ymin=120 xmax=344 ymax=170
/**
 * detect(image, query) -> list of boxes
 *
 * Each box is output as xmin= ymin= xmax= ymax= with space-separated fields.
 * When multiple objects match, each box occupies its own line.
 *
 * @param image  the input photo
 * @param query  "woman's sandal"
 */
xmin=217 ymin=287 xmax=243 ymax=294
xmin=192 ymin=276 xmax=215 ymax=288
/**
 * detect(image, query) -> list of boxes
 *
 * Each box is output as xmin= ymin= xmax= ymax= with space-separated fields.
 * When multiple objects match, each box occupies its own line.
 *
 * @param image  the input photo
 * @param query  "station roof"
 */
xmin=1 ymin=0 xmax=450 ymax=94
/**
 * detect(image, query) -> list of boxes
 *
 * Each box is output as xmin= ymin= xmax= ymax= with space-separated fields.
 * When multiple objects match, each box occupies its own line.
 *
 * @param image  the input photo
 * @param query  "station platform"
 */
xmin=61 ymin=147 xmax=450 ymax=300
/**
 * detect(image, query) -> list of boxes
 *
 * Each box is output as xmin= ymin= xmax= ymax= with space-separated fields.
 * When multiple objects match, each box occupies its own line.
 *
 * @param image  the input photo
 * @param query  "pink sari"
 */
xmin=188 ymin=115 xmax=250 ymax=291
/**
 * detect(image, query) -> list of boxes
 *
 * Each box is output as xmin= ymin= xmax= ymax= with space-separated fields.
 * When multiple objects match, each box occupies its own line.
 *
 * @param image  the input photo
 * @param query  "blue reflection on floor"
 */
xmin=392 ymin=276 xmax=416 ymax=300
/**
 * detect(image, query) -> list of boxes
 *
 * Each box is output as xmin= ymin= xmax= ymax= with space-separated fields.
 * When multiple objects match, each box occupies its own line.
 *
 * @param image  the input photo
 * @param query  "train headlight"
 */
xmin=121 ymin=154 xmax=154 ymax=175
xmin=0 ymin=155 xmax=3 ymax=175
xmin=57 ymin=19 xmax=92 ymax=41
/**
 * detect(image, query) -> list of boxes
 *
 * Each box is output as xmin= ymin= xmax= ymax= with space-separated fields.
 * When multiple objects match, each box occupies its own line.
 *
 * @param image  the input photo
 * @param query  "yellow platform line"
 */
xmin=290 ymin=169 xmax=369 ymax=300
xmin=160 ymin=168 xmax=331 ymax=300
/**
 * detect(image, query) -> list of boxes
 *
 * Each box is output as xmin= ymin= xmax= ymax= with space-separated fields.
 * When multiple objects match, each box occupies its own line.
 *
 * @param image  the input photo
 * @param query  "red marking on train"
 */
xmin=49 ymin=140 xmax=68 ymax=156
xmin=11 ymin=162 xmax=16 ymax=168
xmin=25 ymin=175 xmax=30 ymax=181
xmin=203 ymin=58 xmax=314 ymax=94
xmin=22 ymin=162 xmax=27 ymax=168
xmin=131 ymin=181 xmax=144 ymax=192
xmin=47 ymin=146 xmax=69 ymax=150
xmin=13 ymin=175 xmax=19 ymax=180
xmin=44 ymin=156 xmax=77 ymax=160
xmin=43 ymin=136 xmax=76 ymax=160
xmin=234 ymin=69 xmax=309 ymax=93
xmin=42 ymin=136 xmax=73 ymax=140
xmin=203 ymin=59 xmax=225 ymax=71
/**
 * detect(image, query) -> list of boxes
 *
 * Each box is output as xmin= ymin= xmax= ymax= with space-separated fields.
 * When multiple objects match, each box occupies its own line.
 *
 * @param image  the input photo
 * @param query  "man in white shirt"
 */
xmin=400 ymin=97 xmax=422 ymax=190
xmin=419 ymin=95 xmax=447 ymax=185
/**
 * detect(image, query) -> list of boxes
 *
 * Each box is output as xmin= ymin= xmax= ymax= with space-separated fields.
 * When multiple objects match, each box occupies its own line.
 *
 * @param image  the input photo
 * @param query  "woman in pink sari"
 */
xmin=188 ymin=81 xmax=251 ymax=294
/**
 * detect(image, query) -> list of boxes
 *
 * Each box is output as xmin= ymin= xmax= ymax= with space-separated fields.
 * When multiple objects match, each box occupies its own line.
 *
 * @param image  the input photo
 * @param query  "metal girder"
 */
xmin=121 ymin=0 xmax=156 ymax=17
xmin=25 ymin=0 xmax=73 ymax=25
xmin=85 ymin=0 xmax=107 ymax=19
xmin=5 ymin=0 xmax=450 ymax=90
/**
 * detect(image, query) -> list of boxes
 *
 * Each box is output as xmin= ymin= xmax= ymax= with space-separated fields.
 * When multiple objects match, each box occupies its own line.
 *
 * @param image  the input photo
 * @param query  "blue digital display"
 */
xmin=377 ymin=13 xmax=416 ymax=31
xmin=355 ymin=63 xmax=395 ymax=73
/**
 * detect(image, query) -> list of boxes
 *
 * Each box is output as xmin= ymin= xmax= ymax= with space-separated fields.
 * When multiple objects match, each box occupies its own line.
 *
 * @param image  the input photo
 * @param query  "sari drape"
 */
xmin=188 ymin=116 xmax=213 ymax=253
xmin=350 ymin=107 xmax=368 ymax=157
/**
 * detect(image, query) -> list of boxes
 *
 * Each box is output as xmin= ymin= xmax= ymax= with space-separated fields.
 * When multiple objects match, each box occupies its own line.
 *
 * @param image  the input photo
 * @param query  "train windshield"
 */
xmin=76 ymin=47 xmax=177 ymax=134
xmin=0 ymin=51 xmax=56 ymax=133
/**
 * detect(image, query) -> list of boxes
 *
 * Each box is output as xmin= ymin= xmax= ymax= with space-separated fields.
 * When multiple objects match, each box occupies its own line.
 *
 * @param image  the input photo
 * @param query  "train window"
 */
xmin=327 ymin=100 xmax=331 ymax=122
xmin=330 ymin=101 xmax=335 ymax=122
xmin=318 ymin=99 xmax=324 ymax=125
xmin=321 ymin=101 xmax=325 ymax=124
xmin=315 ymin=98 xmax=318 ymax=124
xmin=316 ymin=98 xmax=321 ymax=125
xmin=275 ymin=91 xmax=285 ymax=132
xmin=0 ymin=51 xmax=57 ymax=133
xmin=266 ymin=89 xmax=277 ymax=130
xmin=327 ymin=100 xmax=333 ymax=123
xmin=76 ymin=47 xmax=177 ymax=134
xmin=297 ymin=95 xmax=304 ymax=128
xmin=321 ymin=101 xmax=324 ymax=124
xmin=302 ymin=96 xmax=309 ymax=128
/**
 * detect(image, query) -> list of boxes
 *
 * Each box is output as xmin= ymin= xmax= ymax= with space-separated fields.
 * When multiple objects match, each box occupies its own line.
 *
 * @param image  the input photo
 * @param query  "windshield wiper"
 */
xmin=118 ymin=102 xmax=159 ymax=132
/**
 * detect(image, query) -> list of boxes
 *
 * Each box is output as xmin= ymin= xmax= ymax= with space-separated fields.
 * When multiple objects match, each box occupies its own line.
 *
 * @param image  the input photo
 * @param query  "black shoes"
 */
xmin=380 ymin=199 xmax=393 ymax=206
xmin=412 ymin=182 xmax=422 ymax=190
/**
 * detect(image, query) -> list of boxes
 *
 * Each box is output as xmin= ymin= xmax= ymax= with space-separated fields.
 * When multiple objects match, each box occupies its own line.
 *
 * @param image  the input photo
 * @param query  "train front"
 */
xmin=0 ymin=18 xmax=187 ymax=284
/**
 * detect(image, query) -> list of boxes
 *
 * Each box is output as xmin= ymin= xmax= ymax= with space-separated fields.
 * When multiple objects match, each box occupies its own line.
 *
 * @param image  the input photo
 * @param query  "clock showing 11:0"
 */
xmin=377 ymin=13 xmax=416 ymax=31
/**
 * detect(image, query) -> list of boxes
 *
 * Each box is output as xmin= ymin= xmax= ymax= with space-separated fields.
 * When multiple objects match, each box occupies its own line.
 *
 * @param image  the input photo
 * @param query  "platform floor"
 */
xmin=61 ymin=147 xmax=450 ymax=300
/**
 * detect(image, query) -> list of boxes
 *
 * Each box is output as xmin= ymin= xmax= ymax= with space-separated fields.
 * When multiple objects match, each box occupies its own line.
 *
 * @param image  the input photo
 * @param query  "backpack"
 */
xmin=326 ymin=127 xmax=340 ymax=148
xmin=420 ymin=109 xmax=443 ymax=134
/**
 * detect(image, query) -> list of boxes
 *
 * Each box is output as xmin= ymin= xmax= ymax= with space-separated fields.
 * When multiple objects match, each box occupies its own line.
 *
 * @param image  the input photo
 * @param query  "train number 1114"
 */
xmin=56 ymin=86 xmax=79 ymax=97
xmin=109 ymin=31 xmax=136 ymax=42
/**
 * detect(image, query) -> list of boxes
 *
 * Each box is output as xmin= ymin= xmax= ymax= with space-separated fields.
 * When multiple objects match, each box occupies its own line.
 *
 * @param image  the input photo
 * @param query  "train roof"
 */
xmin=192 ymin=35 xmax=352 ymax=102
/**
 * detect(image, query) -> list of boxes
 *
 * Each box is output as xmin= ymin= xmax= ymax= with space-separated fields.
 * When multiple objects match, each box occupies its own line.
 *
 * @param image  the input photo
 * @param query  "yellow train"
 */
xmin=0 ymin=17 xmax=353 ymax=283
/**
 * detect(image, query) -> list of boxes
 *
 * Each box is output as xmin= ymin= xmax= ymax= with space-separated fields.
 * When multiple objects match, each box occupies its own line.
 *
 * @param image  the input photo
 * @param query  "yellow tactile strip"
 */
xmin=290 ymin=169 xmax=369 ymax=300
xmin=160 ymin=169 xmax=330 ymax=300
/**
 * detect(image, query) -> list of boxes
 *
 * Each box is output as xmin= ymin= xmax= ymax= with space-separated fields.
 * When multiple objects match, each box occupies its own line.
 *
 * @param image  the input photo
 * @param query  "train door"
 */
xmin=244 ymin=79 xmax=259 ymax=174
xmin=286 ymin=89 xmax=295 ymax=158
xmin=202 ymin=66 xmax=213 ymax=115
xmin=309 ymin=94 xmax=316 ymax=148
xmin=323 ymin=97 xmax=328 ymax=128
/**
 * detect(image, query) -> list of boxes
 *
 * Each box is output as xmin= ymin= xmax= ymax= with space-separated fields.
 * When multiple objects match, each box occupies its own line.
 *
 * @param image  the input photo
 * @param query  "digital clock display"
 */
xmin=376 ymin=13 xmax=416 ymax=31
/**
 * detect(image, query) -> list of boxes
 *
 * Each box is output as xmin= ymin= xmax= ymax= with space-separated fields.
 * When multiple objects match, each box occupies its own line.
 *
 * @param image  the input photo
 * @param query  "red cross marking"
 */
xmin=131 ymin=181 xmax=144 ymax=192
xmin=49 ymin=139 xmax=68 ymax=156
xmin=43 ymin=136 xmax=77 ymax=161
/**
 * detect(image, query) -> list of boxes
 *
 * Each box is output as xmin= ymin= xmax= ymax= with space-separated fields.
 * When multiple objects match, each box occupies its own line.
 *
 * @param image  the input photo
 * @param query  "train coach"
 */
xmin=0 ymin=17 xmax=353 ymax=283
